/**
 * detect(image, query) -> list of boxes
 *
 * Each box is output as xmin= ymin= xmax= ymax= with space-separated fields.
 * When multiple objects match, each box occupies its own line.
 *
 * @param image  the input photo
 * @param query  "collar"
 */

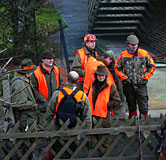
xmin=64 ymin=83 xmax=78 ymax=89
xmin=127 ymin=47 xmax=138 ymax=55
xmin=40 ymin=63 xmax=54 ymax=74
xmin=83 ymin=45 xmax=95 ymax=55
xmin=14 ymin=72 xmax=30 ymax=83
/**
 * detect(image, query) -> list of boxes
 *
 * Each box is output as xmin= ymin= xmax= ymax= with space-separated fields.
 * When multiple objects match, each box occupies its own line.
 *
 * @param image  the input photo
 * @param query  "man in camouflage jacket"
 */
xmin=114 ymin=35 xmax=155 ymax=118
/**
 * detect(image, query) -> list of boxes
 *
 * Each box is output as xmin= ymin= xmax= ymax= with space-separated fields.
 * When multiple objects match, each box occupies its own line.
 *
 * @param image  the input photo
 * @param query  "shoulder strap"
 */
xmin=59 ymin=88 xmax=68 ymax=96
xmin=59 ymin=88 xmax=80 ymax=97
xmin=11 ymin=77 xmax=22 ymax=84
xmin=71 ymin=88 xmax=80 ymax=97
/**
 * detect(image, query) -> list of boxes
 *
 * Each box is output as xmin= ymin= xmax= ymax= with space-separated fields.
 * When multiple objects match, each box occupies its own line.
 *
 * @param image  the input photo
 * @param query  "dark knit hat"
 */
xmin=19 ymin=58 xmax=37 ymax=74
xmin=126 ymin=35 xmax=139 ymax=45
xmin=94 ymin=65 xmax=109 ymax=75
xmin=41 ymin=50 xmax=54 ymax=59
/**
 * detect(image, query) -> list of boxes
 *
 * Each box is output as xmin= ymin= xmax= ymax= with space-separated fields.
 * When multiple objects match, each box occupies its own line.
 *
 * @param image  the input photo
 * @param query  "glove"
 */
xmin=141 ymin=77 xmax=148 ymax=85
xmin=107 ymin=102 xmax=114 ymax=116
xmin=109 ymin=108 xmax=114 ymax=116
xmin=122 ymin=78 xmax=131 ymax=86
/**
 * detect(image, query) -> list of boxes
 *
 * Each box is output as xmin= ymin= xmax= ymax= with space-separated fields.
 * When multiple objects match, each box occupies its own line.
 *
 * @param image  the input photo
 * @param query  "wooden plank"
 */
xmin=20 ymin=139 xmax=40 ymax=160
xmin=4 ymin=139 xmax=24 ymax=160
xmin=54 ymin=137 xmax=75 ymax=159
xmin=71 ymin=136 xmax=89 ymax=158
xmin=59 ymin=139 xmax=73 ymax=155
xmin=38 ymin=138 xmax=57 ymax=160
xmin=104 ymin=134 xmax=123 ymax=157
xmin=0 ymin=125 xmax=161 ymax=139
xmin=120 ymin=134 xmax=137 ymax=156
xmin=93 ymin=117 xmax=103 ymax=128
xmin=51 ymin=155 xmax=159 ymax=160
xmin=88 ymin=135 xmax=107 ymax=158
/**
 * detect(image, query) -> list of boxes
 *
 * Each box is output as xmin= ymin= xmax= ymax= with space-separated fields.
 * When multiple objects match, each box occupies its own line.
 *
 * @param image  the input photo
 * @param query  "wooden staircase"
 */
xmin=88 ymin=0 xmax=149 ymax=37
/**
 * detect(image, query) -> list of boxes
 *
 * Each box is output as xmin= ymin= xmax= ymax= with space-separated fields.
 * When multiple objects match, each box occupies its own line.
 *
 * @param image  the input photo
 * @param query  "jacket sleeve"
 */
xmin=59 ymin=71 xmax=64 ymax=88
xmin=11 ymin=80 xmax=36 ymax=110
xmin=45 ymin=90 xmax=59 ymax=124
xmin=142 ymin=54 xmax=156 ymax=80
xmin=107 ymin=84 xmax=121 ymax=108
xmin=80 ymin=94 xmax=92 ymax=129
xmin=114 ymin=55 xmax=128 ymax=81
xmin=71 ymin=53 xmax=85 ymax=77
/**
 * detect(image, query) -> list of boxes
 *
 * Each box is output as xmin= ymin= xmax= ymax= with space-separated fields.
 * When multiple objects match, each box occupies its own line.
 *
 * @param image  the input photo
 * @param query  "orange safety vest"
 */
xmin=34 ymin=65 xmax=59 ymax=99
xmin=83 ymin=57 xmax=105 ymax=93
xmin=88 ymin=78 xmax=112 ymax=118
xmin=75 ymin=48 xmax=98 ymax=82
xmin=53 ymin=87 xmax=86 ymax=119
xmin=83 ymin=57 xmax=116 ymax=94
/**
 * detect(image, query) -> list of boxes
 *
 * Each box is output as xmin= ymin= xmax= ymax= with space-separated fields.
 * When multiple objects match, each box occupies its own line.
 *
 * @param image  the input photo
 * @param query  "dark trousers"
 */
xmin=123 ymin=85 xmax=148 ymax=115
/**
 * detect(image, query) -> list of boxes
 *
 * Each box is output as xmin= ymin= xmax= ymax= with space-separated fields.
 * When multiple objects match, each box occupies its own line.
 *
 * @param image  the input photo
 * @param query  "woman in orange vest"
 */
xmin=71 ymin=34 xmax=98 ymax=90
xmin=88 ymin=65 xmax=121 ymax=127
xmin=83 ymin=56 xmax=116 ymax=94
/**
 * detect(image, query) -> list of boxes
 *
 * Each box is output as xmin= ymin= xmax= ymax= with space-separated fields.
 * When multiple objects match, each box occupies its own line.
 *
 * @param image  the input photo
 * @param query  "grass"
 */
xmin=36 ymin=7 xmax=67 ymax=33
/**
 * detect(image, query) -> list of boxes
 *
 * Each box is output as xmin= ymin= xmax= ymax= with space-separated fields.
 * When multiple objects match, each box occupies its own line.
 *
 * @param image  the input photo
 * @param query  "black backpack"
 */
xmin=56 ymin=88 xmax=84 ymax=128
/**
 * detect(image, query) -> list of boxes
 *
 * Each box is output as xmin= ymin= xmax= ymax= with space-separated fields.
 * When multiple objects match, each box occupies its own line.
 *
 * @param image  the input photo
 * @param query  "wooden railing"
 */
xmin=1 ymin=115 xmax=166 ymax=159
xmin=88 ymin=0 xmax=100 ymax=31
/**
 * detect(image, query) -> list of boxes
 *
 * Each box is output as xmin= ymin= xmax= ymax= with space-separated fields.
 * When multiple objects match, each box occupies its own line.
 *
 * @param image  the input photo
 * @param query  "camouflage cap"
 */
xmin=84 ymin=34 xmax=97 ymax=42
xmin=126 ymin=35 xmax=139 ymax=45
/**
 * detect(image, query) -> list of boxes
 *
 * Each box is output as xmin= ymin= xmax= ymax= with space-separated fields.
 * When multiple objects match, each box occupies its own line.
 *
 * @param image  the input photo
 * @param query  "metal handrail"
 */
xmin=88 ymin=0 xmax=97 ymax=24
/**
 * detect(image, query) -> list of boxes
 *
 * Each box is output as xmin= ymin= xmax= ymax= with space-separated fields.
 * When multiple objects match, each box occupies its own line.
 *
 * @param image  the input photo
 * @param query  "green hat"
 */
xmin=126 ymin=34 xmax=139 ymax=44
xmin=94 ymin=65 xmax=109 ymax=75
xmin=41 ymin=50 xmax=54 ymax=59
xmin=19 ymin=58 xmax=37 ymax=74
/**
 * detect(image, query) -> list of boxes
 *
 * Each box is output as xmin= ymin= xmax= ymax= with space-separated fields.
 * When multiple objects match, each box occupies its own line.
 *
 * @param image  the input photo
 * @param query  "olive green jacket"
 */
xmin=10 ymin=73 xmax=38 ymax=132
xmin=46 ymin=83 xmax=92 ymax=130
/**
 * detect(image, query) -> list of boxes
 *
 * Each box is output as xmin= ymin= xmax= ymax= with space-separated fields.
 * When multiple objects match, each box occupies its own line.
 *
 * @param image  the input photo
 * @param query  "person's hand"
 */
xmin=122 ymin=78 xmax=131 ymax=86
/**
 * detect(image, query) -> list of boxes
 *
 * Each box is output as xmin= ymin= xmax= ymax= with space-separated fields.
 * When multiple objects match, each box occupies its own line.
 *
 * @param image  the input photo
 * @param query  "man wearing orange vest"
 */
xmin=30 ymin=50 xmax=63 ymax=131
xmin=46 ymin=71 xmax=92 ymax=130
xmin=88 ymin=65 xmax=121 ymax=126
xmin=45 ymin=71 xmax=92 ymax=159
xmin=114 ymin=35 xmax=155 ymax=119
xmin=71 ymin=34 xmax=98 ymax=90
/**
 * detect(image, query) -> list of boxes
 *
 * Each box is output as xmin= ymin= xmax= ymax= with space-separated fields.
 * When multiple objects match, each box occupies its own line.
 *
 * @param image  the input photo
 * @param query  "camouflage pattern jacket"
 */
xmin=114 ymin=48 xmax=156 ymax=86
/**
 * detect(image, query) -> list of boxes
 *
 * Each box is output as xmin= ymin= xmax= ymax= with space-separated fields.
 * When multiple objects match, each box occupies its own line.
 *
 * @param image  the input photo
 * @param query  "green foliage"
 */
xmin=33 ymin=7 xmax=67 ymax=57
xmin=0 ymin=2 xmax=66 ymax=57
xmin=36 ymin=7 xmax=66 ymax=33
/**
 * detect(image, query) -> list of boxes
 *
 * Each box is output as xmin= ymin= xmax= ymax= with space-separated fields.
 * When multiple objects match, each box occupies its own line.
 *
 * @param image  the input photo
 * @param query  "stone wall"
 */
xmin=139 ymin=0 xmax=166 ymax=55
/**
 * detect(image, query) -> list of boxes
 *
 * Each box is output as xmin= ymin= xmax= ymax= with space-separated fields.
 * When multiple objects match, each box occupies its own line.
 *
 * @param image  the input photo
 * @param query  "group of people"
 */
xmin=8 ymin=33 xmax=156 ymax=159
xmin=10 ymin=33 xmax=155 ymax=133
